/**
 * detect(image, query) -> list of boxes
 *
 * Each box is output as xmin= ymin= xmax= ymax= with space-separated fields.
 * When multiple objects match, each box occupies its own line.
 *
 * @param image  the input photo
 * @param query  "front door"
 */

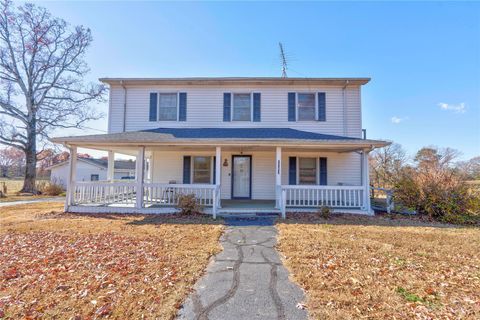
xmin=232 ymin=155 xmax=252 ymax=199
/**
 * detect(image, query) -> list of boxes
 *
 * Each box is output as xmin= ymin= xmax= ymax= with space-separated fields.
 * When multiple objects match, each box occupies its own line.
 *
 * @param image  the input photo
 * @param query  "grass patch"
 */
xmin=0 ymin=202 xmax=223 ymax=319
xmin=277 ymin=213 xmax=480 ymax=319
xmin=396 ymin=287 xmax=425 ymax=303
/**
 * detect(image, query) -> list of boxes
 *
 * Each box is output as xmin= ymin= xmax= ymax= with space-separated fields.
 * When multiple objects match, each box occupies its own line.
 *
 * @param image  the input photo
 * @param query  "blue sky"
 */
xmin=37 ymin=1 xmax=480 ymax=160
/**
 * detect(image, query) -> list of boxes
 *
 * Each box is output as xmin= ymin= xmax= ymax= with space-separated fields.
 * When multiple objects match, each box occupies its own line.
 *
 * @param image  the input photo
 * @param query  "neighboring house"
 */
xmin=48 ymin=158 xmax=136 ymax=188
xmin=52 ymin=77 xmax=390 ymax=217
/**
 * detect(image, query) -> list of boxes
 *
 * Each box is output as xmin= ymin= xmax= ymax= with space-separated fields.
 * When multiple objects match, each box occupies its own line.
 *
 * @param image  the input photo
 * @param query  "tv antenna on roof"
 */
xmin=279 ymin=42 xmax=288 ymax=78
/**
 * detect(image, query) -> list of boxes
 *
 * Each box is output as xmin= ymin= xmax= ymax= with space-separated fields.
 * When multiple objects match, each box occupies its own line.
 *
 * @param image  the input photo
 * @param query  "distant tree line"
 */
xmin=0 ymin=146 xmax=91 ymax=179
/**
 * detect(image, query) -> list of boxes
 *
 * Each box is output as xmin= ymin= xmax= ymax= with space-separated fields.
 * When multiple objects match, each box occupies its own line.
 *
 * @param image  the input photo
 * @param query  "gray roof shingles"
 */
xmin=141 ymin=128 xmax=362 ymax=141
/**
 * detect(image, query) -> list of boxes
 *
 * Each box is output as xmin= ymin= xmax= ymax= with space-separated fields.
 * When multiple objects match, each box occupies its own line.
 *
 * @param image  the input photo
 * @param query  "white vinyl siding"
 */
xmin=282 ymin=151 xmax=362 ymax=187
xmin=109 ymin=85 xmax=363 ymax=138
xmin=50 ymin=161 xmax=108 ymax=188
xmin=150 ymin=149 xmax=362 ymax=200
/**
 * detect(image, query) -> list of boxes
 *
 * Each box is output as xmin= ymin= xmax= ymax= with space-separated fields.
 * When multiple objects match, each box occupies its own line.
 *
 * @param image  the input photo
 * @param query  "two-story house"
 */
xmin=52 ymin=77 xmax=390 ymax=217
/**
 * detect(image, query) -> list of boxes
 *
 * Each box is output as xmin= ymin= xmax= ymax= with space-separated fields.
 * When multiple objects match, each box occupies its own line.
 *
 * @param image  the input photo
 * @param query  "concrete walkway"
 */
xmin=0 ymin=197 xmax=64 ymax=207
xmin=178 ymin=217 xmax=307 ymax=320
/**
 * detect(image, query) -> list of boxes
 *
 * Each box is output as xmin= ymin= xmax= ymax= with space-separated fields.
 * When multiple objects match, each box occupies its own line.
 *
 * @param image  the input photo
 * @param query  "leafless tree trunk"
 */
xmin=0 ymin=0 xmax=106 ymax=193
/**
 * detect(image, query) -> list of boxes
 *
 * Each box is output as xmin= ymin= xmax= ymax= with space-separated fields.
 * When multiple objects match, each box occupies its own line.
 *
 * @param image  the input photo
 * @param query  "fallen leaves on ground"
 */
xmin=277 ymin=213 xmax=480 ymax=319
xmin=0 ymin=203 xmax=223 ymax=319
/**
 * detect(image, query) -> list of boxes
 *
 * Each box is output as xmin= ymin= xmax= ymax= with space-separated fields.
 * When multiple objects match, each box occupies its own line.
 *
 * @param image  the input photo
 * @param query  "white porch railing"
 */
xmin=143 ymin=183 xmax=218 ymax=207
xmin=71 ymin=182 xmax=220 ymax=215
xmin=72 ymin=181 xmax=137 ymax=205
xmin=280 ymin=185 xmax=365 ymax=210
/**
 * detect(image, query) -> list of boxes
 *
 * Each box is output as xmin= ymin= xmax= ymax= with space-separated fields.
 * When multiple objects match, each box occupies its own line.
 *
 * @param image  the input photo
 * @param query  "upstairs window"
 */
xmin=158 ymin=93 xmax=178 ymax=121
xmin=297 ymin=93 xmax=316 ymax=121
xmin=298 ymin=157 xmax=317 ymax=185
xmin=192 ymin=156 xmax=212 ymax=184
xmin=90 ymin=174 xmax=99 ymax=181
xmin=232 ymin=93 xmax=252 ymax=121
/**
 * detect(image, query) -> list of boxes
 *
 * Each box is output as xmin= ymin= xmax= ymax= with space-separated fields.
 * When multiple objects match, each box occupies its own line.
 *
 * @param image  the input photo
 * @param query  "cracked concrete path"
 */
xmin=177 ymin=217 xmax=307 ymax=320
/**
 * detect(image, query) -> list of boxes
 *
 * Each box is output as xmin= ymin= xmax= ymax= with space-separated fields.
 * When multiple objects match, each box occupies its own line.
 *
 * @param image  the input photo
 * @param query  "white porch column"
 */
xmin=364 ymin=150 xmax=372 ymax=214
xmin=362 ymin=150 xmax=371 ymax=214
xmin=136 ymin=146 xmax=145 ymax=209
xmin=215 ymin=147 xmax=221 ymax=186
xmin=107 ymin=151 xmax=115 ymax=181
xmin=213 ymin=146 xmax=221 ymax=218
xmin=275 ymin=146 xmax=282 ymax=209
xmin=66 ymin=146 xmax=77 ymax=211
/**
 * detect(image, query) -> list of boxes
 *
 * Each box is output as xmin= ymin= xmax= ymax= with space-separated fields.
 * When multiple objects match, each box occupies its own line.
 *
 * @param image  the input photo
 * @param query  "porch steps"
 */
xmin=217 ymin=210 xmax=280 ymax=219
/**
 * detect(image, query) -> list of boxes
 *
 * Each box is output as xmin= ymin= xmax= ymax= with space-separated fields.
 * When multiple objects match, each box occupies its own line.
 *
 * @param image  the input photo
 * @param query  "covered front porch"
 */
xmin=51 ymin=128 xmax=389 ymax=218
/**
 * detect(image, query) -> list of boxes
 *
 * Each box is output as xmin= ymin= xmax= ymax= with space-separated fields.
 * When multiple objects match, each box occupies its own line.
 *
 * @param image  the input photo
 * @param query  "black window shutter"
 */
xmin=212 ymin=156 xmax=216 ymax=185
xmin=223 ymin=93 xmax=231 ymax=122
xmin=149 ymin=93 xmax=158 ymax=121
xmin=288 ymin=92 xmax=296 ymax=121
xmin=253 ymin=93 xmax=261 ymax=122
xmin=183 ymin=156 xmax=191 ymax=184
xmin=317 ymin=92 xmax=326 ymax=121
xmin=319 ymin=157 xmax=327 ymax=185
xmin=179 ymin=92 xmax=187 ymax=121
xmin=288 ymin=157 xmax=297 ymax=185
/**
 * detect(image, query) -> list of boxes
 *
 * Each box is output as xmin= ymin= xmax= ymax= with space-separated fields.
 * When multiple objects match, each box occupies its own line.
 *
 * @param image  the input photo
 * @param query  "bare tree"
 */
xmin=0 ymin=0 xmax=106 ymax=193
xmin=457 ymin=156 xmax=480 ymax=180
xmin=369 ymin=143 xmax=407 ymax=189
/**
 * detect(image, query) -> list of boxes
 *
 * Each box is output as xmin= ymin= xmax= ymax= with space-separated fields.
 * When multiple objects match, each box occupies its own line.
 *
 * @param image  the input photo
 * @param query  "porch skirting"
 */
xmin=66 ymin=204 xmax=373 ymax=216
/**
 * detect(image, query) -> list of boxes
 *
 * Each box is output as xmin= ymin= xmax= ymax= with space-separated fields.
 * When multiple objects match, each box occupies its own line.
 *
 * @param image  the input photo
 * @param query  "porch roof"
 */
xmin=50 ymin=128 xmax=390 ymax=150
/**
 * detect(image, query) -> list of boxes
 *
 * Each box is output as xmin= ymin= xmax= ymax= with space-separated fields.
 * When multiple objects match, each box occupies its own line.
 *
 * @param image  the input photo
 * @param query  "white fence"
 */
xmin=281 ymin=185 xmax=365 ymax=208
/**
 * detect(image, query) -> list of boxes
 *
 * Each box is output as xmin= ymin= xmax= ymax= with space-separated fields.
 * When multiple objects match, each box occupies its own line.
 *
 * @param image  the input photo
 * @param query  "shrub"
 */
xmin=393 ymin=168 xmax=480 ymax=222
xmin=317 ymin=206 xmax=331 ymax=219
xmin=176 ymin=194 xmax=202 ymax=215
xmin=37 ymin=180 xmax=64 ymax=196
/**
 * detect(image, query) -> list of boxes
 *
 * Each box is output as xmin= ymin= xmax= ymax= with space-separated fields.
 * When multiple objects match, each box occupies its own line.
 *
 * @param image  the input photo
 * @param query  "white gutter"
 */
xmin=121 ymin=80 xmax=127 ymax=133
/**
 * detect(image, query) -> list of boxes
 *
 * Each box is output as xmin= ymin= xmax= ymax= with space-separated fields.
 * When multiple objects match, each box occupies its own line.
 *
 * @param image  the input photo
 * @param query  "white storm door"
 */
xmin=232 ymin=156 xmax=251 ymax=199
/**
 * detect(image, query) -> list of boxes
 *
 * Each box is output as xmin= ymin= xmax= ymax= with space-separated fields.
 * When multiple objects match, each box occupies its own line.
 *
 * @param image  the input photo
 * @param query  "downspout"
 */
xmin=121 ymin=80 xmax=127 ymax=133
xmin=342 ymin=80 xmax=349 ymax=136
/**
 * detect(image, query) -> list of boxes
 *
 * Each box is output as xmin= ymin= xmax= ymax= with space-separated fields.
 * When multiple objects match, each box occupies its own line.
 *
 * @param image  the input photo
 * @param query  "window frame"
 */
xmin=296 ymin=92 xmax=317 ymax=121
xmin=156 ymin=92 xmax=179 ymax=121
xmin=297 ymin=157 xmax=318 ymax=185
xmin=190 ymin=156 xmax=214 ymax=184
xmin=230 ymin=92 xmax=254 ymax=122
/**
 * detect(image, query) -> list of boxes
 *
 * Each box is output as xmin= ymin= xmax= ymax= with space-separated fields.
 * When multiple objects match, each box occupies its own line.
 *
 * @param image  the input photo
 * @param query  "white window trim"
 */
xmin=156 ymin=91 xmax=179 ymax=122
xmin=297 ymin=157 xmax=318 ymax=185
xmin=190 ymin=156 xmax=214 ymax=184
xmin=295 ymin=92 xmax=317 ymax=122
xmin=230 ymin=92 xmax=254 ymax=122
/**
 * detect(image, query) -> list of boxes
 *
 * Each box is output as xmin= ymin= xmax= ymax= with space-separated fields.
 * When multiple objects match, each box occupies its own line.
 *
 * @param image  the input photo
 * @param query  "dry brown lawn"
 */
xmin=0 ymin=202 xmax=223 ymax=319
xmin=277 ymin=214 xmax=480 ymax=319
xmin=0 ymin=179 xmax=57 ymax=202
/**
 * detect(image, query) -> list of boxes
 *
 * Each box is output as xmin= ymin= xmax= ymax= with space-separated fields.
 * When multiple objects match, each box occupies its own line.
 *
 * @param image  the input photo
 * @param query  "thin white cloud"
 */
xmin=391 ymin=116 xmax=407 ymax=124
xmin=438 ymin=102 xmax=466 ymax=114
